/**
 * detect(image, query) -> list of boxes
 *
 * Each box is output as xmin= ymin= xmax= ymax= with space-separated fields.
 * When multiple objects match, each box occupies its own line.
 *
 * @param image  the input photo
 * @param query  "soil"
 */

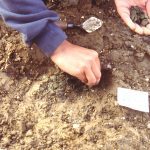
xmin=0 ymin=0 xmax=150 ymax=149
xmin=130 ymin=6 xmax=149 ymax=26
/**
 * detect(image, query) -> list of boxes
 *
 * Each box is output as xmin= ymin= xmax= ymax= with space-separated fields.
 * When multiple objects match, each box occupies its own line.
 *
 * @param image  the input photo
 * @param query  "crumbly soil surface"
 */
xmin=0 ymin=0 xmax=150 ymax=149
xmin=130 ymin=6 xmax=149 ymax=26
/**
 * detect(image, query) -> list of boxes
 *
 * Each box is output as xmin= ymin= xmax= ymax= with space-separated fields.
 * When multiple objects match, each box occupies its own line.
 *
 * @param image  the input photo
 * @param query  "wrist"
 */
xmin=50 ymin=40 xmax=72 ymax=61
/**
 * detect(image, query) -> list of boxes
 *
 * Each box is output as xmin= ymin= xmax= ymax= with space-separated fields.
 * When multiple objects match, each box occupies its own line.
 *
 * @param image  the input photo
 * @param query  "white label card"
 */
xmin=117 ymin=87 xmax=149 ymax=112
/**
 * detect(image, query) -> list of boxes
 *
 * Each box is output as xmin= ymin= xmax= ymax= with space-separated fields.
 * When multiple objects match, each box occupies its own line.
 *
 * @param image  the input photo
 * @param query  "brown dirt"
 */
xmin=130 ymin=6 xmax=149 ymax=26
xmin=0 ymin=0 xmax=150 ymax=149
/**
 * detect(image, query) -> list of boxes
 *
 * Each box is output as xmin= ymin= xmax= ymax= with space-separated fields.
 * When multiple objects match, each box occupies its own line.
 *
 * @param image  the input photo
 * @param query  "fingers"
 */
xmin=116 ymin=4 xmax=136 ymax=30
xmin=92 ymin=58 xmax=101 ymax=84
xmin=120 ymin=11 xmax=136 ymax=31
xmin=77 ymin=51 xmax=101 ymax=87
xmin=119 ymin=8 xmax=144 ymax=34
xmin=146 ymin=0 xmax=150 ymax=17
xmin=142 ymin=26 xmax=150 ymax=34
xmin=85 ymin=66 xmax=97 ymax=86
xmin=84 ymin=52 xmax=101 ymax=86
xmin=77 ymin=72 xmax=87 ymax=84
xmin=147 ymin=24 xmax=150 ymax=29
xmin=131 ymin=22 xmax=150 ymax=35
xmin=145 ymin=0 xmax=150 ymax=34
xmin=134 ymin=23 xmax=144 ymax=34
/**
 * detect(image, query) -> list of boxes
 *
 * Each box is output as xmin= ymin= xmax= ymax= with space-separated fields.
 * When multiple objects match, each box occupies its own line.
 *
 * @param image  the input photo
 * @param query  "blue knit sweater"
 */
xmin=0 ymin=0 xmax=67 ymax=56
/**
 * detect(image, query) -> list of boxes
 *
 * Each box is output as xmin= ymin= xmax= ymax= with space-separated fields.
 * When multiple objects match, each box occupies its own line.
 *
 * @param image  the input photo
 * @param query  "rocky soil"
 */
xmin=0 ymin=0 xmax=150 ymax=149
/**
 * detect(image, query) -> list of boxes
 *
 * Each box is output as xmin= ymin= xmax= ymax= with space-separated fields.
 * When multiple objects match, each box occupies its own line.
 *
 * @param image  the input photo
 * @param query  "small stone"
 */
xmin=91 ymin=89 xmax=94 ymax=92
xmin=26 ymin=130 xmax=33 ymax=137
xmin=114 ymin=101 xmax=118 ymax=106
xmin=68 ymin=0 xmax=79 ymax=5
xmin=26 ymin=122 xmax=34 ymax=130
xmin=73 ymin=124 xmax=80 ymax=129
xmin=131 ymin=45 xmax=135 ymax=49
xmin=130 ymin=6 xmax=149 ymax=26
xmin=47 ymin=139 xmax=53 ymax=146
xmin=49 ymin=75 xmax=56 ymax=81
xmin=113 ymin=9 xmax=116 ymax=12
xmin=147 ymin=123 xmax=150 ymax=129
xmin=11 ymin=130 xmax=17 ymax=135
xmin=2 ymin=137 xmax=10 ymax=146
xmin=113 ymin=68 xmax=117 ymax=71
xmin=52 ymin=83 xmax=58 ymax=90
xmin=141 ymin=19 xmax=149 ymax=26
xmin=20 ymin=140 xmax=25 ymax=145
xmin=145 ymin=77 xmax=149 ymax=82
xmin=16 ymin=96 xmax=20 ymax=99
xmin=135 ymin=52 xmax=145 ymax=61
xmin=121 ymin=117 xmax=126 ymax=120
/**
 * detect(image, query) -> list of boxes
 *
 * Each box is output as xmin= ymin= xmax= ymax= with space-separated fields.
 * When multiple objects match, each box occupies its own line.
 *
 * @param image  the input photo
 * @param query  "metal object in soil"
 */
xmin=56 ymin=16 xmax=103 ymax=33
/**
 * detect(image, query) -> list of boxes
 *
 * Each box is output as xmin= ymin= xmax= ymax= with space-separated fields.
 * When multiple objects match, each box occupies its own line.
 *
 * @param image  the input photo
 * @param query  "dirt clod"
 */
xmin=130 ymin=6 xmax=149 ymax=26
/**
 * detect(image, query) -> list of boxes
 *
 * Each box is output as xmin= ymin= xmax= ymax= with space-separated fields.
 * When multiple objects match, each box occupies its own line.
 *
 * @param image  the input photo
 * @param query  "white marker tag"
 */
xmin=117 ymin=87 xmax=149 ymax=112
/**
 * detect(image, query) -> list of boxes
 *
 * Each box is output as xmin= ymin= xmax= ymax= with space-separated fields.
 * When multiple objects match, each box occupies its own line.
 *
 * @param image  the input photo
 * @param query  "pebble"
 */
xmin=135 ymin=52 xmax=145 ymax=61
xmin=26 ymin=130 xmax=33 ymax=137
xmin=131 ymin=45 xmax=135 ymax=49
xmin=2 ymin=137 xmax=10 ymax=146
xmin=145 ymin=77 xmax=149 ymax=82
xmin=26 ymin=122 xmax=34 ymax=130
xmin=52 ymin=83 xmax=58 ymax=90
xmin=11 ymin=130 xmax=17 ymax=135
xmin=16 ymin=95 xmax=20 ymax=99
xmin=73 ymin=124 xmax=80 ymax=129
xmin=49 ymin=75 xmax=56 ymax=81
xmin=91 ymin=89 xmax=95 ymax=93
xmin=147 ymin=123 xmax=150 ymax=129
xmin=113 ymin=68 xmax=117 ymax=71
xmin=20 ymin=140 xmax=25 ymax=145
xmin=121 ymin=117 xmax=126 ymax=120
xmin=114 ymin=101 xmax=118 ymax=106
xmin=99 ymin=145 xmax=103 ymax=148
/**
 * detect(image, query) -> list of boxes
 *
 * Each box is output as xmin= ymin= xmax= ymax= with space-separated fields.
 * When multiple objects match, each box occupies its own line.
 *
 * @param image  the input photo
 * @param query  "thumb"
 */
xmin=121 ymin=12 xmax=136 ymax=31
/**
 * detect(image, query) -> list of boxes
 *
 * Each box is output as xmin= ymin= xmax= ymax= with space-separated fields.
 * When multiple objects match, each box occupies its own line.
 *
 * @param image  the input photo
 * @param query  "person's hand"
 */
xmin=115 ymin=0 xmax=150 ymax=35
xmin=51 ymin=40 xmax=101 ymax=86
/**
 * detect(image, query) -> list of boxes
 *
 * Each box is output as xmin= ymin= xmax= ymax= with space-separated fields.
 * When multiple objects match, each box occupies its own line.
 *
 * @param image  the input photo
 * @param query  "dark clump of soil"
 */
xmin=130 ymin=6 xmax=149 ymax=26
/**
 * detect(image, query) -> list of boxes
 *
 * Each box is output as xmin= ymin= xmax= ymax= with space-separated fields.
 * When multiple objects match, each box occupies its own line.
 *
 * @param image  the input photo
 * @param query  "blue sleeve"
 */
xmin=0 ymin=0 xmax=67 ymax=56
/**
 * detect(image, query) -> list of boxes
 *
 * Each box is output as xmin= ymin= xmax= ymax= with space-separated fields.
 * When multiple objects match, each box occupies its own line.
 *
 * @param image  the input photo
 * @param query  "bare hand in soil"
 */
xmin=51 ymin=40 xmax=101 ymax=86
xmin=115 ymin=0 xmax=150 ymax=35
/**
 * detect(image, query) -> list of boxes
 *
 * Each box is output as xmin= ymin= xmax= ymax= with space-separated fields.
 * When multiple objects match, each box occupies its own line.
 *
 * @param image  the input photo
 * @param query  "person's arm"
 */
xmin=0 ymin=0 xmax=67 ymax=56
xmin=0 ymin=0 xmax=101 ymax=86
